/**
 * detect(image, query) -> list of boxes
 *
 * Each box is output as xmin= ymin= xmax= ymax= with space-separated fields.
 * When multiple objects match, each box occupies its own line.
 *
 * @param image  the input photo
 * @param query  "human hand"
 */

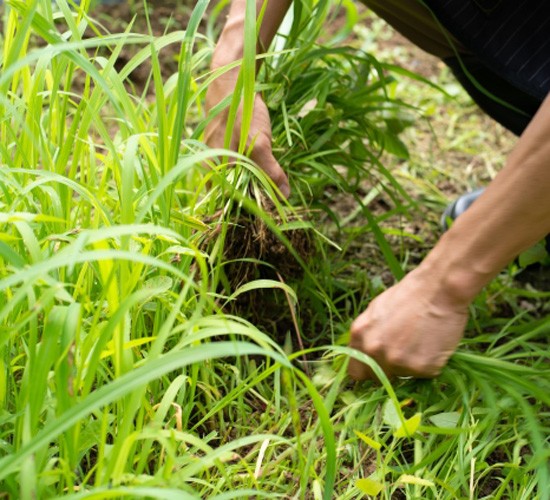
xmin=348 ymin=269 xmax=469 ymax=380
xmin=205 ymin=79 xmax=290 ymax=198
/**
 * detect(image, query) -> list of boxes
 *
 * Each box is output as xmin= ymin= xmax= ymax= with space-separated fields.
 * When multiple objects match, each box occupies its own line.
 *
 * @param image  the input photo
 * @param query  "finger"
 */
xmin=348 ymin=357 xmax=376 ymax=381
xmin=348 ymin=331 xmax=394 ymax=383
xmin=390 ymin=362 xmax=441 ymax=379
xmin=251 ymin=146 xmax=290 ymax=198
xmin=348 ymin=355 xmax=395 ymax=383
xmin=348 ymin=339 xmax=388 ymax=383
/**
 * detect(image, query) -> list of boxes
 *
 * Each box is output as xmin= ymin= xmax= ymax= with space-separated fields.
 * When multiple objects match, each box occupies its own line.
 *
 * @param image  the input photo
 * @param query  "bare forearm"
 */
xmin=423 ymin=94 xmax=550 ymax=303
xmin=212 ymin=0 xmax=292 ymax=70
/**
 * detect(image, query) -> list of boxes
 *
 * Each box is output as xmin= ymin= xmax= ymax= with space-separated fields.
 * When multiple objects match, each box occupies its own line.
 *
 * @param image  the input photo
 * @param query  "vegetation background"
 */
xmin=0 ymin=0 xmax=548 ymax=498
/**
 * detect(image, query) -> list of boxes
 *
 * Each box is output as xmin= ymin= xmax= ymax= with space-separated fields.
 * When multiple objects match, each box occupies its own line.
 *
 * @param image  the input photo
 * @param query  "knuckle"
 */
xmin=350 ymin=314 xmax=370 ymax=334
xmin=364 ymin=339 xmax=385 ymax=357
xmin=254 ymin=135 xmax=271 ymax=151
xmin=386 ymin=350 xmax=408 ymax=368
xmin=350 ymin=321 xmax=366 ymax=343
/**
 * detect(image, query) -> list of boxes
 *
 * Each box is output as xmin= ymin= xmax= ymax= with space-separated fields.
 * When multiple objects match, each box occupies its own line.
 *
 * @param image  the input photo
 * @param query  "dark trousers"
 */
xmin=362 ymin=0 xmax=543 ymax=137
xmin=444 ymin=56 xmax=542 ymax=136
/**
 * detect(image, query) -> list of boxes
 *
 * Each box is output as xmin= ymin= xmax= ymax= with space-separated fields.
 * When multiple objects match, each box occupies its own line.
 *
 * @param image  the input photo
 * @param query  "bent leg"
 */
xmin=361 ymin=0 xmax=468 ymax=60
xmin=361 ymin=0 xmax=542 ymax=134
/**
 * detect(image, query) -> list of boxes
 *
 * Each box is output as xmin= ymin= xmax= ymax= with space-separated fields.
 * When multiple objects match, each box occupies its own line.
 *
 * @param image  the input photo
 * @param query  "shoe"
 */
xmin=515 ymin=262 xmax=550 ymax=288
xmin=441 ymin=188 xmax=485 ymax=231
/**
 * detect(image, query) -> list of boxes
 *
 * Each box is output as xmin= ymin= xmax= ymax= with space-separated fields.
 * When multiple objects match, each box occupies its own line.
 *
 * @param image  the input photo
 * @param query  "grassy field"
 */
xmin=0 ymin=0 xmax=549 ymax=498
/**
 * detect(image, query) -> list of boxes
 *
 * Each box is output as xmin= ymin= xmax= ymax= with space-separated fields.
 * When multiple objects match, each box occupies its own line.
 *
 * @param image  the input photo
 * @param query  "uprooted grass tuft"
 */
xmin=206 ymin=205 xmax=313 ymax=284
xmin=195 ymin=173 xmax=316 ymax=340
xmin=221 ymin=204 xmax=314 ymax=284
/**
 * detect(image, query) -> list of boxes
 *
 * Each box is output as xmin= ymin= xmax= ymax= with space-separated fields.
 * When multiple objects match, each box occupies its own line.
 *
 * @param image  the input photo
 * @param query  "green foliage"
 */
xmin=0 ymin=0 xmax=548 ymax=499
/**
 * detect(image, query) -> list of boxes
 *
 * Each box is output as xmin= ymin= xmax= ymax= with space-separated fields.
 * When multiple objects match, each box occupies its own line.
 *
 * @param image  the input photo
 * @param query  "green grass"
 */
xmin=0 ymin=0 xmax=548 ymax=498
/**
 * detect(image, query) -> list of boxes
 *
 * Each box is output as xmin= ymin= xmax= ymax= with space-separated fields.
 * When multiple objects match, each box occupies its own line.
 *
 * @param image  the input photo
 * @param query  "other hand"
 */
xmin=348 ymin=268 xmax=469 ymax=380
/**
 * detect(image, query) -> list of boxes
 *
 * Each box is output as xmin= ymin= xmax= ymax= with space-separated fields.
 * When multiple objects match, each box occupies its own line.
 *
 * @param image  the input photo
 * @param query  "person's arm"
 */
xmin=211 ymin=0 xmax=292 ymax=73
xmin=349 ymin=94 xmax=550 ymax=380
xmin=205 ymin=0 xmax=292 ymax=197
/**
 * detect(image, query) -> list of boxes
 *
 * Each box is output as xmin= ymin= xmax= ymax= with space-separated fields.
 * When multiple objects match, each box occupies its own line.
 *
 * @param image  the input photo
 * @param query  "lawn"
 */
xmin=0 ymin=1 xmax=548 ymax=498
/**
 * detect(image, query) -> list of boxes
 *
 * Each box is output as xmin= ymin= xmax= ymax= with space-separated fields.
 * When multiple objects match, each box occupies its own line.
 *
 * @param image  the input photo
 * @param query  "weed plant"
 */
xmin=0 ymin=0 xmax=548 ymax=498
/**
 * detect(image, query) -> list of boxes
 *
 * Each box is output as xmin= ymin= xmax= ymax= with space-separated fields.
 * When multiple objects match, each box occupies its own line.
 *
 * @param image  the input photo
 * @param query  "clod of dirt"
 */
xmin=222 ymin=212 xmax=313 ymax=287
xmin=201 ymin=204 xmax=315 ymax=341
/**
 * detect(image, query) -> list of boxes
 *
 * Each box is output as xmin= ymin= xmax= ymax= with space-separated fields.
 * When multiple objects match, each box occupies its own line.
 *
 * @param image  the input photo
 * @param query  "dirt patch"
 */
xmin=222 ymin=211 xmax=313 ymax=287
xmin=199 ymin=200 xmax=315 ymax=343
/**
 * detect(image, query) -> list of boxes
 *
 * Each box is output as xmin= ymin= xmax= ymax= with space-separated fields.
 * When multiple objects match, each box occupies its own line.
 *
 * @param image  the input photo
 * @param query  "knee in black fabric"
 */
xmin=444 ymin=56 xmax=541 ymax=136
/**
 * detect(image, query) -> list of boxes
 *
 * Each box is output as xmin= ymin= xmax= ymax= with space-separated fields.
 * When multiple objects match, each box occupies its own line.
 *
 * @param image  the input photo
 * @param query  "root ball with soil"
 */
xmin=199 ymin=192 xmax=315 ymax=339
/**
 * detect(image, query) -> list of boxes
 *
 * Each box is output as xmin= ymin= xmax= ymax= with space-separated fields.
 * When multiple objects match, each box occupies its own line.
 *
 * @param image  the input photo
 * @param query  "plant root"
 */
xmin=201 ymin=203 xmax=315 ymax=342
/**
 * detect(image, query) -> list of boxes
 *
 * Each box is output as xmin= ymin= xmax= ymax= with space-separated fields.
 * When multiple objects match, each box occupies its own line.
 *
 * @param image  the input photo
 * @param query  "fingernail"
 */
xmin=281 ymin=182 xmax=291 ymax=198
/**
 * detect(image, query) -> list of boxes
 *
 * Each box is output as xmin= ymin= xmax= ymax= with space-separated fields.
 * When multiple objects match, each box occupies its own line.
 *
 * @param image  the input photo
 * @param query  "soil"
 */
xmin=201 ymin=202 xmax=315 ymax=344
xmin=222 ymin=211 xmax=313 ymax=286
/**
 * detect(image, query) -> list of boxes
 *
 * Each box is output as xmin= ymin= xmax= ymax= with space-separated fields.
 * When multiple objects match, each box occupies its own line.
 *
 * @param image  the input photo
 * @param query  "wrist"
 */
xmin=208 ymin=32 xmax=245 ymax=110
xmin=416 ymin=232 xmax=491 ymax=308
xmin=211 ymin=16 xmax=246 ymax=70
